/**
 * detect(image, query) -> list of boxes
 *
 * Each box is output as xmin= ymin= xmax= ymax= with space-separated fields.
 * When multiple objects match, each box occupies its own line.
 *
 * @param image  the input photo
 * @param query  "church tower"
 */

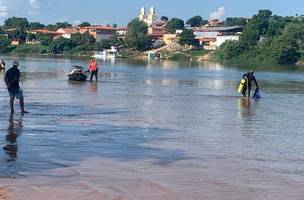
xmin=139 ymin=7 xmax=146 ymax=21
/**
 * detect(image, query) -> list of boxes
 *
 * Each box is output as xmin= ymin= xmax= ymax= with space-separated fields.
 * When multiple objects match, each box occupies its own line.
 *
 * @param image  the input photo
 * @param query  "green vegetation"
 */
xmin=78 ymin=22 xmax=91 ymax=27
xmin=179 ymin=29 xmax=198 ymax=46
xmin=164 ymin=49 xmax=209 ymax=61
xmin=125 ymin=18 xmax=152 ymax=51
xmin=161 ymin=16 xmax=169 ymax=22
xmin=12 ymin=44 xmax=49 ymax=54
xmin=0 ymin=35 xmax=12 ymax=53
xmin=222 ymin=17 xmax=248 ymax=27
xmin=186 ymin=15 xmax=208 ymax=27
xmin=214 ymin=10 xmax=304 ymax=65
xmin=165 ymin=18 xmax=184 ymax=33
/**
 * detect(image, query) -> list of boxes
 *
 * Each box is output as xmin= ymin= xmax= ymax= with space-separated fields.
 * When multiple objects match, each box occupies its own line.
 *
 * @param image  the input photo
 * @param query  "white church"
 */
xmin=138 ymin=7 xmax=157 ymax=26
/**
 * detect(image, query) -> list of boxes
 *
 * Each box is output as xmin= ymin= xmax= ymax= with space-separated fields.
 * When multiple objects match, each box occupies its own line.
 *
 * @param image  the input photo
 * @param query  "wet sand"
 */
xmin=0 ymin=188 xmax=7 ymax=200
xmin=1 ymin=157 xmax=304 ymax=200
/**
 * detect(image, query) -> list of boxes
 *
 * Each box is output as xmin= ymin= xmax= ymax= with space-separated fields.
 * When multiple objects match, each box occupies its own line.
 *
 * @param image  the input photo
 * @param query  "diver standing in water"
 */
xmin=240 ymin=70 xmax=259 ymax=98
xmin=88 ymin=59 xmax=99 ymax=82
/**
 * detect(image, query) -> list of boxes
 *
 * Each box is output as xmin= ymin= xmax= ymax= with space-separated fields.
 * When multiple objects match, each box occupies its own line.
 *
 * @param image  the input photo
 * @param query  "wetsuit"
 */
xmin=241 ymin=72 xmax=259 ymax=97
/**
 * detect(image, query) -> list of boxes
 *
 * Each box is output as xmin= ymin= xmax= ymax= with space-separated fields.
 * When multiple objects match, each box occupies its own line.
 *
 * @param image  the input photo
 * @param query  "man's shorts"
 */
xmin=8 ymin=88 xmax=23 ymax=99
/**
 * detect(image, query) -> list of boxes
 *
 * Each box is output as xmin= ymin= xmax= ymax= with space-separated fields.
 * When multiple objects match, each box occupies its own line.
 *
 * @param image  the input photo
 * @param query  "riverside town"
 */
xmin=1 ymin=7 xmax=303 ymax=65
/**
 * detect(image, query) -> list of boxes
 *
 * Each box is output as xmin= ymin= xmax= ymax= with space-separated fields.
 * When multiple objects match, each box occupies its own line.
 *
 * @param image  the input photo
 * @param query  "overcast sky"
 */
xmin=0 ymin=0 xmax=303 ymax=25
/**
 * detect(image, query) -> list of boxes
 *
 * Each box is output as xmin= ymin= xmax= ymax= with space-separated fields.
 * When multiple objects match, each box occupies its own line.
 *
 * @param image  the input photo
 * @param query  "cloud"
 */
xmin=0 ymin=0 xmax=8 ymax=18
xmin=28 ymin=0 xmax=40 ymax=15
xmin=0 ymin=5 xmax=8 ymax=17
xmin=210 ymin=6 xmax=225 ymax=20
xmin=29 ymin=0 xmax=40 ymax=9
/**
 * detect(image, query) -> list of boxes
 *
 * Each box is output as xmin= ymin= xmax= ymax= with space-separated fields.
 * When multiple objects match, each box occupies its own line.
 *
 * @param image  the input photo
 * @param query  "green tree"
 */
xmin=46 ymin=24 xmax=57 ymax=31
xmin=179 ymin=29 xmax=198 ymax=46
xmin=161 ymin=16 xmax=169 ymax=22
xmin=50 ymin=37 xmax=77 ymax=54
xmin=165 ymin=18 xmax=184 ymax=33
xmin=0 ymin=35 xmax=11 ymax=53
xmin=71 ymin=32 xmax=95 ymax=45
xmin=36 ymin=33 xmax=52 ymax=46
xmin=95 ymin=40 xmax=112 ymax=50
xmin=29 ymin=22 xmax=46 ymax=30
xmin=9 ymin=29 xmax=27 ymax=42
xmin=186 ymin=15 xmax=203 ymax=27
xmin=55 ymin=22 xmax=72 ymax=29
xmin=223 ymin=17 xmax=248 ymax=26
xmin=4 ymin=17 xmax=29 ymax=30
xmin=125 ymin=18 xmax=151 ymax=51
xmin=112 ymin=23 xmax=118 ymax=28
xmin=26 ymin=33 xmax=36 ymax=41
xmin=79 ymin=22 xmax=91 ymax=27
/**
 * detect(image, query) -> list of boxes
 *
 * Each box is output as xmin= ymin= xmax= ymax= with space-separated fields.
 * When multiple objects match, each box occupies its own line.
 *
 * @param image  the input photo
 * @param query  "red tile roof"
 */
xmin=115 ymin=27 xmax=128 ymax=31
xmin=80 ymin=26 xmax=115 ymax=30
xmin=56 ymin=28 xmax=79 ymax=34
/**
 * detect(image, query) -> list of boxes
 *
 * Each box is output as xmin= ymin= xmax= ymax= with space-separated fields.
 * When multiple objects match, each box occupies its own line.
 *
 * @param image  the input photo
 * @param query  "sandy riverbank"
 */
xmin=0 ymin=188 xmax=7 ymax=200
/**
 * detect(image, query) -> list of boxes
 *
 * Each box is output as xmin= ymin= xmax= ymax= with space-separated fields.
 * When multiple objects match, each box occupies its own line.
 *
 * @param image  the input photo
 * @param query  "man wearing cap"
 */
xmin=241 ymin=70 xmax=259 ymax=98
xmin=4 ymin=61 xmax=28 ymax=114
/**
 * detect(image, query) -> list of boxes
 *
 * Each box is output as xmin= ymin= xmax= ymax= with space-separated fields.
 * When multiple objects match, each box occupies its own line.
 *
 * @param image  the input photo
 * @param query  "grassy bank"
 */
xmin=164 ymin=49 xmax=210 ymax=61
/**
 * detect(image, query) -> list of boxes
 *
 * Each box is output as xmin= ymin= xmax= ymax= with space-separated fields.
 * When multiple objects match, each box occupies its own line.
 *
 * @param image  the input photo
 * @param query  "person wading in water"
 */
xmin=241 ymin=70 xmax=259 ymax=98
xmin=87 ymin=59 xmax=99 ymax=82
xmin=4 ymin=61 xmax=29 ymax=114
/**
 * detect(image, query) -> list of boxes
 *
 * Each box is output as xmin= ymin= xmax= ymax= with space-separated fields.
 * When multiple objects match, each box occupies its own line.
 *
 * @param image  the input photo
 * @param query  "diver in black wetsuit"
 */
xmin=241 ymin=70 xmax=259 ymax=98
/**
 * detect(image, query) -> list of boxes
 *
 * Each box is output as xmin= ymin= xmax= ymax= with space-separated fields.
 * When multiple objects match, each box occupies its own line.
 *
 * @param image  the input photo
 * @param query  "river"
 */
xmin=0 ymin=56 xmax=303 ymax=200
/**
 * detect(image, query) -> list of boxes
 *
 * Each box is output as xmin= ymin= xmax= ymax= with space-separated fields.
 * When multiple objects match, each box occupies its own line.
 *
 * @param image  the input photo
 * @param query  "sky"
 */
xmin=0 ymin=0 xmax=304 ymax=26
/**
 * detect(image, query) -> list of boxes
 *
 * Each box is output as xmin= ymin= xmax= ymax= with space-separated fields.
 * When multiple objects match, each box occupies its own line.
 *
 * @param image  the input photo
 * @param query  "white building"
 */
xmin=138 ymin=6 xmax=157 ymax=26
xmin=216 ymin=35 xmax=240 ymax=47
xmin=193 ymin=26 xmax=243 ymax=50
xmin=56 ymin=28 xmax=78 ymax=39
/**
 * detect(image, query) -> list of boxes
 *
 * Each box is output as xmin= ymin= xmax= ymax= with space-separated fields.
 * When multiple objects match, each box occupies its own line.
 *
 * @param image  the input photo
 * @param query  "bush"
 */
xmin=12 ymin=44 xmax=49 ymax=54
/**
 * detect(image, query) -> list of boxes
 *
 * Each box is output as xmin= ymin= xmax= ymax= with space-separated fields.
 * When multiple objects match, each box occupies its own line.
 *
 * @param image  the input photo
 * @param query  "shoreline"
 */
xmin=0 ymin=187 xmax=7 ymax=200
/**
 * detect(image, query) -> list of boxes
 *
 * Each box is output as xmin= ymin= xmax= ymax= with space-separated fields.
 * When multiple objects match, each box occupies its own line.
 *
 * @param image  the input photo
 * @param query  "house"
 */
xmin=79 ymin=26 xmax=115 ymax=42
xmin=197 ymin=38 xmax=217 ymax=50
xmin=163 ymin=34 xmax=179 ymax=44
xmin=148 ymin=26 xmax=165 ymax=34
xmin=11 ymin=40 xmax=20 ymax=45
xmin=115 ymin=27 xmax=128 ymax=39
xmin=56 ymin=28 xmax=79 ymax=39
xmin=29 ymin=29 xmax=62 ymax=40
xmin=193 ymin=26 xmax=243 ymax=50
xmin=209 ymin=19 xmax=222 ymax=27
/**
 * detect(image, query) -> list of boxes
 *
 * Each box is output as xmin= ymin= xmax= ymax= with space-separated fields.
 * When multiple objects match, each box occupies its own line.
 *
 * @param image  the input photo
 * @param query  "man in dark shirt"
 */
xmin=241 ymin=70 xmax=259 ymax=98
xmin=4 ymin=61 xmax=28 ymax=114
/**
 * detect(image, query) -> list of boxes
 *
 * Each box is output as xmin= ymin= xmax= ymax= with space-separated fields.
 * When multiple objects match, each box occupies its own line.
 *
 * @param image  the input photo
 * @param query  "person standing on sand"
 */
xmin=4 ymin=61 xmax=29 ymax=114
xmin=88 ymin=59 xmax=99 ymax=82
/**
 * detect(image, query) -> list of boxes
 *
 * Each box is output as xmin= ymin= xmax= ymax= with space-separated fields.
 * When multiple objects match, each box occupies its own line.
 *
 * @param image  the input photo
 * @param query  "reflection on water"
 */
xmin=0 ymin=56 xmax=304 ymax=199
xmin=237 ymin=97 xmax=252 ymax=120
xmin=3 ymin=114 xmax=22 ymax=162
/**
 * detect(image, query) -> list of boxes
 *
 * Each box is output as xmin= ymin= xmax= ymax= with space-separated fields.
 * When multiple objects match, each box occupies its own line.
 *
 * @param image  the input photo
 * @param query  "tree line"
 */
xmin=214 ymin=10 xmax=304 ymax=65
xmin=0 ymin=15 xmax=250 ymax=55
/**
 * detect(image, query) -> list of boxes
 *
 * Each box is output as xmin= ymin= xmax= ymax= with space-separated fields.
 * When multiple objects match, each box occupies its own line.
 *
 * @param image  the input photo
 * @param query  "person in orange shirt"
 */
xmin=87 ymin=59 xmax=99 ymax=82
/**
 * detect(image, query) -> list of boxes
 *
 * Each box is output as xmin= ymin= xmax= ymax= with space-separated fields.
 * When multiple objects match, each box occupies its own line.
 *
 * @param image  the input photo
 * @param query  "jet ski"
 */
xmin=68 ymin=66 xmax=87 ymax=81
